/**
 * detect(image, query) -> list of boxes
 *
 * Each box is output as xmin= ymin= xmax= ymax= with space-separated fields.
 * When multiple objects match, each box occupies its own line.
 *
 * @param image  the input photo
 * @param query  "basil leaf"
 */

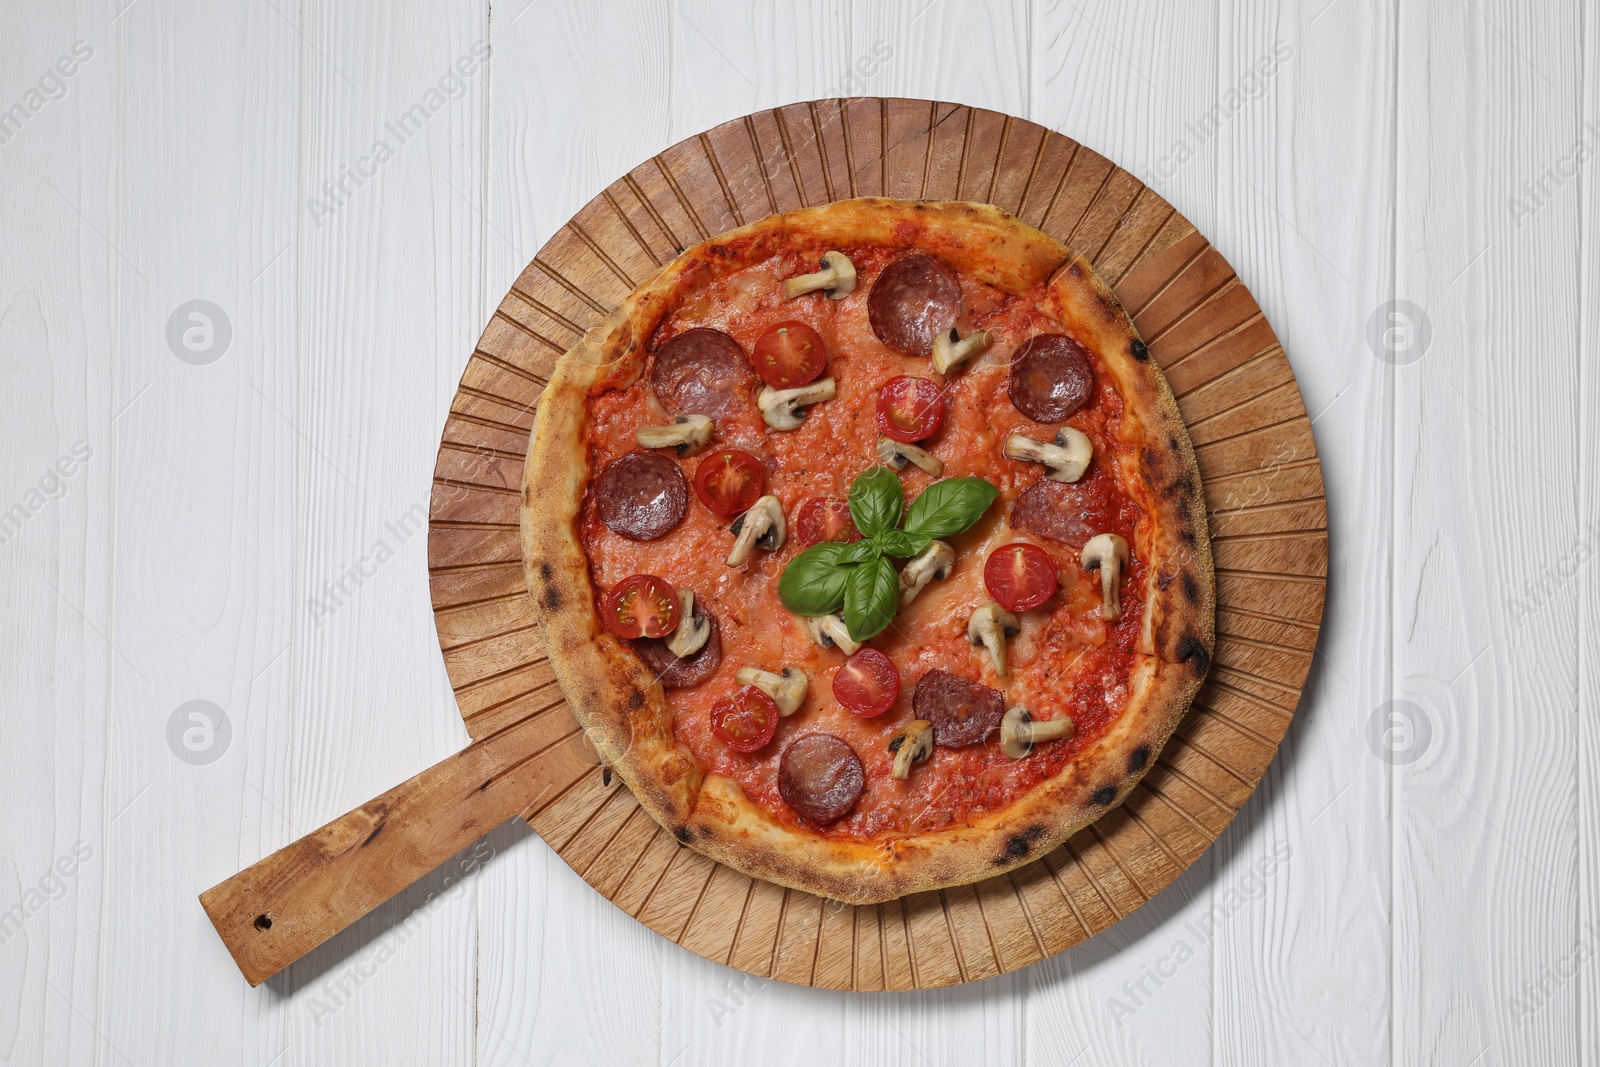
xmin=843 ymin=555 xmax=900 ymax=642
xmin=848 ymin=465 xmax=904 ymax=538
xmin=873 ymin=529 xmax=932 ymax=559
xmin=836 ymin=539 xmax=880 ymax=566
xmin=778 ymin=542 xmax=851 ymax=616
xmin=904 ymin=476 xmax=1001 ymax=540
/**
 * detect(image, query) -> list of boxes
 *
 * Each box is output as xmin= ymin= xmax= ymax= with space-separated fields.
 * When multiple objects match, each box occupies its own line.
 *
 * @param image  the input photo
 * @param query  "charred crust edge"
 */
xmin=1128 ymin=745 xmax=1151 ymax=772
xmin=1092 ymin=785 xmax=1118 ymax=806
xmin=1176 ymin=633 xmax=1211 ymax=676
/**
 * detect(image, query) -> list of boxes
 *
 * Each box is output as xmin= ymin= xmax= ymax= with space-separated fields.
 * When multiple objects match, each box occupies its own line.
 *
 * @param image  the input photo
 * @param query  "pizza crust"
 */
xmin=522 ymin=198 xmax=1214 ymax=905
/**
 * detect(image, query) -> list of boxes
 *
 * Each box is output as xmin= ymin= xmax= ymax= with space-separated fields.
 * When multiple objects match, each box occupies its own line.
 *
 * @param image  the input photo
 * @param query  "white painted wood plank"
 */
xmin=1578 ymin=11 xmax=1600 ymax=1061
xmin=1394 ymin=0 xmax=1585 ymax=1064
xmin=1208 ymin=1 xmax=1396 ymax=1063
xmin=0 ymin=7 xmax=117 ymax=1066
xmin=473 ymin=3 xmax=672 ymax=1065
xmin=96 ymin=2 xmax=307 ymax=1065
xmin=274 ymin=2 xmax=493 ymax=1063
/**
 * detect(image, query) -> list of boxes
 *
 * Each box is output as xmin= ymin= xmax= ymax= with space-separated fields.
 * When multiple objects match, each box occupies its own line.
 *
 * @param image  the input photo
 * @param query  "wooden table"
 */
xmin=3 ymin=1 xmax=1594 ymax=1064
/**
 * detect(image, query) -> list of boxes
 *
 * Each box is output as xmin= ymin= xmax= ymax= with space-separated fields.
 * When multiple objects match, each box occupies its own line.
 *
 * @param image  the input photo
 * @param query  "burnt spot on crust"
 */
xmin=539 ymin=561 xmax=553 ymax=581
xmin=1092 ymin=785 xmax=1118 ymax=806
xmin=995 ymin=824 xmax=1047 ymax=864
xmin=1181 ymin=526 xmax=1197 ymax=547
xmin=1182 ymin=572 xmax=1201 ymax=604
xmin=542 ymin=585 xmax=561 ymax=611
xmin=673 ymin=826 xmax=691 ymax=845
xmin=1176 ymin=634 xmax=1211 ymax=675
xmin=628 ymin=689 xmax=646 ymax=711
xmin=1157 ymin=572 xmax=1174 ymax=591
xmin=1130 ymin=338 xmax=1149 ymax=361
xmin=699 ymin=825 xmax=715 ymax=839
xmin=1128 ymin=746 xmax=1151 ymax=772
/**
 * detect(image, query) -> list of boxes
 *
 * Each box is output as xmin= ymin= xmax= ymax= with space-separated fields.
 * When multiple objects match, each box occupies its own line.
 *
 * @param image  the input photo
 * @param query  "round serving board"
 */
xmin=427 ymin=99 xmax=1327 ymax=991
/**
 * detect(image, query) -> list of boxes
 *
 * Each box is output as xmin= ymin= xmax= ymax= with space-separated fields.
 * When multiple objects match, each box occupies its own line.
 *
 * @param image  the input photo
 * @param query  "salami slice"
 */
xmin=778 ymin=733 xmax=865 ymax=824
xmin=1008 ymin=334 xmax=1094 ymax=423
xmin=594 ymin=451 xmax=688 ymax=541
xmin=650 ymin=328 xmax=756 ymax=417
xmin=1009 ymin=476 xmax=1116 ymax=548
xmin=633 ymin=610 xmax=722 ymax=689
xmin=867 ymin=253 xmax=961 ymax=357
xmin=912 ymin=669 xmax=1004 ymax=748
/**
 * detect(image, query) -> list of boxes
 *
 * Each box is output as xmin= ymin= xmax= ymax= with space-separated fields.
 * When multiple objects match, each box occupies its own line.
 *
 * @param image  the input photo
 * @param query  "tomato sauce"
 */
xmin=579 ymin=243 xmax=1147 ymax=840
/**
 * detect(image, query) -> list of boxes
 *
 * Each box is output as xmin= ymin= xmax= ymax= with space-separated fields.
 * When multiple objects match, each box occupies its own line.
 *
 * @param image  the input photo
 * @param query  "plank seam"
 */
xmin=600 ymin=187 xmax=666 ymax=267
xmin=695 ymin=134 xmax=741 ymax=229
xmin=655 ymin=154 xmax=711 ymax=239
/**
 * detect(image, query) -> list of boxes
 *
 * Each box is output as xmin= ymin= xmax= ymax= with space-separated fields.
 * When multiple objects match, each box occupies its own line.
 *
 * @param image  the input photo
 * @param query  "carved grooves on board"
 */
xmin=426 ymin=100 xmax=1326 ymax=991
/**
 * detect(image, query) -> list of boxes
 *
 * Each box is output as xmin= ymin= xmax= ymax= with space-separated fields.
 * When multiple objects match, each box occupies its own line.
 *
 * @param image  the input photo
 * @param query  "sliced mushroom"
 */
xmin=734 ymin=666 xmax=808 ymax=716
xmin=931 ymin=327 xmax=992 ymax=375
xmin=637 ymin=414 xmax=715 ymax=457
xmin=759 ymin=378 xmax=836 ymax=431
xmin=1081 ymin=533 xmax=1130 ymax=620
xmin=876 ymin=435 xmax=944 ymax=477
xmin=1003 ymin=428 xmax=1093 ymax=483
xmin=898 ymin=540 xmax=955 ymax=607
xmin=665 ymin=589 xmax=711 ymax=658
xmin=805 ymin=613 xmax=861 ymax=655
xmin=968 ymin=603 xmax=1021 ymax=676
xmin=783 ymin=251 xmax=858 ymax=299
xmin=888 ymin=719 xmax=935 ymax=780
xmin=999 ymin=705 xmax=1076 ymax=759
xmin=727 ymin=495 xmax=786 ymax=567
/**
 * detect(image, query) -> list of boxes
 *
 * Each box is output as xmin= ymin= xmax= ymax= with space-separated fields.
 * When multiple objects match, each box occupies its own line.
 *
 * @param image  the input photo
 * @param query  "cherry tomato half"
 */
xmin=832 ymin=648 xmax=900 ymax=717
xmin=601 ymin=574 xmax=681 ymax=639
xmin=710 ymin=685 xmax=781 ymax=752
xmin=984 ymin=543 xmax=1059 ymax=612
xmin=751 ymin=321 xmax=828 ymax=389
xmin=694 ymin=449 xmax=765 ymax=517
xmin=794 ymin=497 xmax=863 ymax=547
xmin=876 ymin=376 xmax=945 ymax=443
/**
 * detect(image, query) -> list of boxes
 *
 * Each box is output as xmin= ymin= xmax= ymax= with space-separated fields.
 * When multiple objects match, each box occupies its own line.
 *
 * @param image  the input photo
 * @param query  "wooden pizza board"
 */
xmin=426 ymin=98 xmax=1327 ymax=991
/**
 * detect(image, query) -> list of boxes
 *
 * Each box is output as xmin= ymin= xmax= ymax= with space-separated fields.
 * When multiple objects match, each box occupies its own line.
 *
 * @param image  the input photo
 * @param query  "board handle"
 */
xmin=200 ymin=714 xmax=555 ymax=985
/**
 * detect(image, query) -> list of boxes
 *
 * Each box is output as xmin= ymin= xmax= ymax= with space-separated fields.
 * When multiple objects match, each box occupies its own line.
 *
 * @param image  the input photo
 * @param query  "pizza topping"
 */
xmin=832 ymin=647 xmax=899 ymax=717
xmin=930 ymin=326 xmax=993 ymax=376
xmin=805 ymin=613 xmax=861 ymax=655
xmin=967 ymin=603 xmax=1021 ymax=677
xmin=751 ymin=321 xmax=828 ymax=389
xmin=726 ymin=494 xmax=786 ymax=567
xmin=710 ymin=686 xmax=780 ymax=753
xmin=868 ymin=252 xmax=961 ymax=358
xmin=897 ymin=539 xmax=955 ymax=607
xmin=1003 ymin=428 xmax=1093 ymax=483
xmin=794 ymin=497 xmax=862 ymax=547
xmin=595 ymin=452 xmax=689 ymax=541
xmin=758 ymin=377 xmax=837 ymax=431
xmin=778 ymin=733 xmax=866 ymax=824
xmin=876 ymin=375 xmax=946 ymax=443
xmin=913 ymin=669 xmax=1005 ymax=748
xmin=651 ymin=328 xmax=756 ymax=418
xmin=733 ymin=666 xmax=809 ymax=716
xmin=632 ymin=609 xmax=721 ymax=688
xmin=984 ymin=543 xmax=1059 ymax=612
xmin=694 ymin=448 xmax=765 ymax=517
xmin=1008 ymin=334 xmax=1095 ymax=423
xmin=601 ymin=574 xmax=681 ymax=639
xmin=783 ymin=250 xmax=858 ymax=300
xmin=998 ymin=705 xmax=1076 ymax=759
xmin=876 ymin=435 xmax=944 ymax=477
xmin=887 ymin=719 xmax=935 ymax=781
xmin=1081 ymin=533 xmax=1130 ymax=620
xmin=636 ymin=414 xmax=715 ymax=457
xmin=1009 ymin=478 xmax=1113 ymax=547
xmin=664 ymin=589 xmax=711 ymax=658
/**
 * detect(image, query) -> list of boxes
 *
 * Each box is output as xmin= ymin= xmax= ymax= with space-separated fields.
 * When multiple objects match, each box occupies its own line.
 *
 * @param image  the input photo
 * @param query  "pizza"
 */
xmin=521 ymin=198 xmax=1213 ymax=905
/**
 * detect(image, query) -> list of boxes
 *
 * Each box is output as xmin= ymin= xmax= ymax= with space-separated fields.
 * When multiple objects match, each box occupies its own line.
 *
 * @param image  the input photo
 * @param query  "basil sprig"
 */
xmin=778 ymin=466 xmax=999 ymax=641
